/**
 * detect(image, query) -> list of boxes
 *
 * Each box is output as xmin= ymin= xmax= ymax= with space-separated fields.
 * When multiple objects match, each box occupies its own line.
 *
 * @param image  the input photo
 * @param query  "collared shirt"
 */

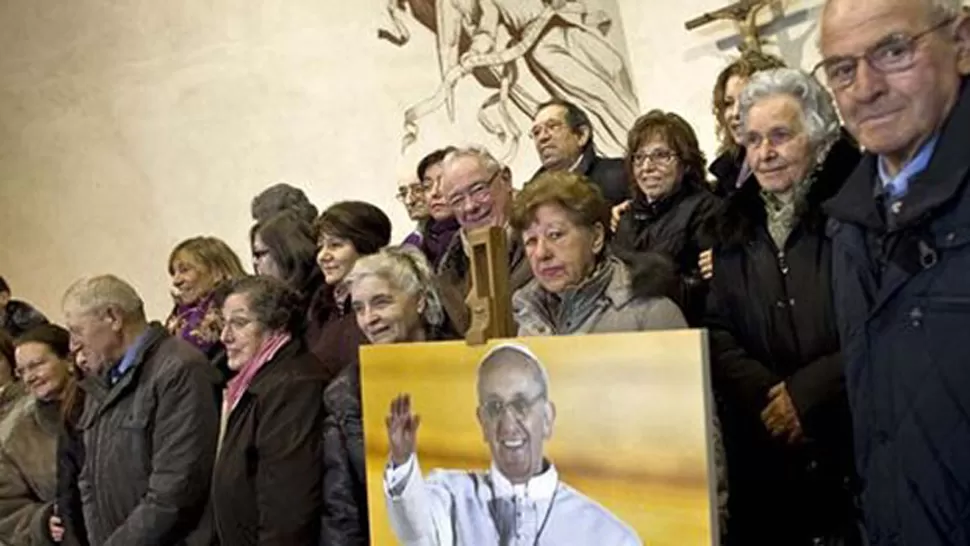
xmin=108 ymin=328 xmax=152 ymax=386
xmin=384 ymin=454 xmax=641 ymax=546
xmin=878 ymin=134 xmax=940 ymax=200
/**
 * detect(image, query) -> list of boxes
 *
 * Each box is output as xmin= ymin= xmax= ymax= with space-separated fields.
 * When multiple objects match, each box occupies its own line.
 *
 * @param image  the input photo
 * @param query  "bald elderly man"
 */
xmin=383 ymin=343 xmax=641 ymax=546
xmin=818 ymin=0 xmax=970 ymax=543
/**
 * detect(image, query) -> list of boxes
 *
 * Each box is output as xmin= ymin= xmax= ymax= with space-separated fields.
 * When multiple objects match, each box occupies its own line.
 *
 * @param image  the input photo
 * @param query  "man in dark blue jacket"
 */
xmin=818 ymin=0 xmax=970 ymax=543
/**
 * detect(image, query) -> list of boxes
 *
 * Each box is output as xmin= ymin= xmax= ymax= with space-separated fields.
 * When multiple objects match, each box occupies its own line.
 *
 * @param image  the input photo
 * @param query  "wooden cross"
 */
xmin=685 ymin=0 xmax=778 ymax=54
xmin=464 ymin=226 xmax=515 ymax=345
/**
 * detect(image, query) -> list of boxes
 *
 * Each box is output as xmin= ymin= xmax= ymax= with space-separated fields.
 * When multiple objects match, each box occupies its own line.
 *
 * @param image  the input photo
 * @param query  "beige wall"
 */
xmin=0 ymin=0 xmax=824 ymax=322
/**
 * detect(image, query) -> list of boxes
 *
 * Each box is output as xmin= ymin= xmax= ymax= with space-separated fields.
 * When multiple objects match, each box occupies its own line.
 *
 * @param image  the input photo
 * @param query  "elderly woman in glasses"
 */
xmin=212 ymin=276 xmax=327 ymax=546
xmin=613 ymin=110 xmax=721 ymax=325
xmin=511 ymin=171 xmax=686 ymax=335
xmin=321 ymin=245 xmax=449 ymax=545
xmin=703 ymin=68 xmax=862 ymax=546
xmin=0 ymin=325 xmax=73 ymax=546
xmin=400 ymin=148 xmax=460 ymax=268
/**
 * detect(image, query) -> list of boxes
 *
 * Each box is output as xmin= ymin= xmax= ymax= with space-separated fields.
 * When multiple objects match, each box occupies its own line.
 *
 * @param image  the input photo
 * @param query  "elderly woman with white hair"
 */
xmin=702 ymin=68 xmax=863 ymax=546
xmin=320 ymin=245 xmax=451 ymax=545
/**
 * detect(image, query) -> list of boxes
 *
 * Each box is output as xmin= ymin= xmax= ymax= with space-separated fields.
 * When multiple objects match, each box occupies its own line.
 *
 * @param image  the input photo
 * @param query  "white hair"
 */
xmin=61 ymin=275 xmax=146 ymax=320
xmin=739 ymin=68 xmax=841 ymax=162
xmin=475 ymin=342 xmax=551 ymax=398
xmin=441 ymin=145 xmax=505 ymax=179
xmin=343 ymin=245 xmax=445 ymax=327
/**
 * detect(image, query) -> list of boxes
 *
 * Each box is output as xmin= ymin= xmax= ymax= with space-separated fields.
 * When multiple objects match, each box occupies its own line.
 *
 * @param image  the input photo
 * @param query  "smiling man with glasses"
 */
xmin=383 ymin=343 xmax=641 ymax=546
xmin=434 ymin=146 xmax=534 ymax=336
xmin=818 ymin=0 xmax=970 ymax=544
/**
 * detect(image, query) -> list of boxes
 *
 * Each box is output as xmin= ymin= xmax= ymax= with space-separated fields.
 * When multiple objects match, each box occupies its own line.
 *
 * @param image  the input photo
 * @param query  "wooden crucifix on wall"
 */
xmin=685 ymin=0 xmax=778 ymax=54
xmin=464 ymin=226 xmax=515 ymax=346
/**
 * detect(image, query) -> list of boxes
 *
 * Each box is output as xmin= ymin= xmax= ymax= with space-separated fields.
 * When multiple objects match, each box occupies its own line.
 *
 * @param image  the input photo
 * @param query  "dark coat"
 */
xmin=57 ymin=411 xmax=89 ymax=546
xmin=77 ymin=324 xmax=220 ymax=546
xmin=704 ymin=137 xmax=861 ymax=545
xmin=306 ymin=285 xmax=367 ymax=385
xmin=708 ymin=148 xmax=752 ymax=199
xmin=0 ymin=300 xmax=48 ymax=339
xmin=320 ymin=327 xmax=450 ymax=546
xmin=823 ymin=79 xmax=970 ymax=546
xmin=532 ymin=145 xmax=629 ymax=207
xmin=435 ymin=230 xmax=533 ymax=336
xmin=613 ymin=179 xmax=721 ymax=324
xmin=212 ymin=339 xmax=326 ymax=546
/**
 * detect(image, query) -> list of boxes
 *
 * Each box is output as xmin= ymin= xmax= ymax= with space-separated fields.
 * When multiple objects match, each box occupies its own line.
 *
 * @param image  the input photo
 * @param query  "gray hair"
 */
xmin=221 ymin=276 xmax=301 ymax=334
xmin=343 ymin=245 xmax=444 ymax=328
xmin=927 ymin=0 xmax=962 ymax=20
xmin=441 ymin=145 xmax=505 ymax=180
xmin=739 ymin=68 xmax=841 ymax=162
xmin=475 ymin=342 xmax=551 ymax=399
xmin=251 ymin=183 xmax=318 ymax=225
xmin=62 ymin=275 xmax=146 ymax=321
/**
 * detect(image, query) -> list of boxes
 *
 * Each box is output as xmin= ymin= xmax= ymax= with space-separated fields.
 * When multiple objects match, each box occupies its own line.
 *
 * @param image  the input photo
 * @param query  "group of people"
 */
xmin=0 ymin=0 xmax=967 ymax=544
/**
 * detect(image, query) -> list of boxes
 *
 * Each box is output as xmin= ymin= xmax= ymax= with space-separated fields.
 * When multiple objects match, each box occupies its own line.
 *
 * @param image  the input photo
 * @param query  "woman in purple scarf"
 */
xmin=401 ymin=147 xmax=460 ymax=269
xmin=165 ymin=236 xmax=247 ymax=358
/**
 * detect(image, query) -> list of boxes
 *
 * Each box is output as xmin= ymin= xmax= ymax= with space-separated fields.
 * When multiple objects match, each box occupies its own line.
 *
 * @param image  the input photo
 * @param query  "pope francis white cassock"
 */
xmin=383 ymin=342 xmax=642 ymax=546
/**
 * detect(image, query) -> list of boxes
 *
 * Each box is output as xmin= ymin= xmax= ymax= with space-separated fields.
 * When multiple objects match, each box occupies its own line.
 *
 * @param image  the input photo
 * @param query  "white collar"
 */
xmin=568 ymin=153 xmax=584 ymax=173
xmin=488 ymin=461 xmax=559 ymax=500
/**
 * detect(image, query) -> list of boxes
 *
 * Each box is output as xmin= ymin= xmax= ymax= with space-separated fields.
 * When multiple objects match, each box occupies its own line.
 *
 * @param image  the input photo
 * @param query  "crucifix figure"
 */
xmin=685 ymin=0 xmax=778 ymax=54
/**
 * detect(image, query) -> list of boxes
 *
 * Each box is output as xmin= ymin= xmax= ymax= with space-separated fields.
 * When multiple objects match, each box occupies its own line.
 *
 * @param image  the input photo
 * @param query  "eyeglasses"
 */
xmin=479 ymin=391 xmax=546 ymax=421
xmin=529 ymin=119 xmax=570 ymax=140
xmin=632 ymin=149 xmax=678 ymax=166
xmin=812 ymin=17 xmax=955 ymax=90
xmin=396 ymin=182 xmax=432 ymax=202
xmin=446 ymin=169 xmax=502 ymax=210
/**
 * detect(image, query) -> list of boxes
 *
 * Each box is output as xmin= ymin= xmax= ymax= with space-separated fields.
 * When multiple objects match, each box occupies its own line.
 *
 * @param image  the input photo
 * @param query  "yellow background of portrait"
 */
xmin=360 ymin=330 xmax=717 ymax=545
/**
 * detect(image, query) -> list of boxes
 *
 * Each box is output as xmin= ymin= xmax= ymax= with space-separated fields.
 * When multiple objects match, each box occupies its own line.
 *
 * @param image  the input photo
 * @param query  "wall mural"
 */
xmin=379 ymin=0 xmax=639 ymax=162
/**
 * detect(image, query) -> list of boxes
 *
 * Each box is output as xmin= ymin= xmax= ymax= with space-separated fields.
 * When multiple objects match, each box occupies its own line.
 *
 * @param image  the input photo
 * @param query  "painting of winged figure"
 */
xmin=379 ymin=0 xmax=640 ymax=161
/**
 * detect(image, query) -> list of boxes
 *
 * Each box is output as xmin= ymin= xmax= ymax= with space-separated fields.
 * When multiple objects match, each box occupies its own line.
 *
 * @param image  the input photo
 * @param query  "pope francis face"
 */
xmin=476 ymin=349 xmax=556 ymax=484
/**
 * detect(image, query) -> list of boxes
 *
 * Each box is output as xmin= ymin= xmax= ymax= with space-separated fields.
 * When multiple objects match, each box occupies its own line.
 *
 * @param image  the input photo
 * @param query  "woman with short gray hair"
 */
xmin=703 ymin=67 xmax=863 ymax=545
xmin=320 ymin=245 xmax=453 ymax=545
xmin=211 ymin=275 xmax=327 ymax=546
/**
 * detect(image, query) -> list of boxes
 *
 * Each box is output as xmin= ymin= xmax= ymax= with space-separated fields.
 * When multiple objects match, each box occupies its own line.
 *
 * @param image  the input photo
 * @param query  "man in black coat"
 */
xmin=528 ymin=99 xmax=629 ymax=207
xmin=819 ymin=0 xmax=970 ymax=543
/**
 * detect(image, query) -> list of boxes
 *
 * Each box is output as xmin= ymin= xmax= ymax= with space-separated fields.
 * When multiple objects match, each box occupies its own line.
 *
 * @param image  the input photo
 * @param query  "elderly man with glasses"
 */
xmin=817 ymin=0 xmax=970 ymax=544
xmin=383 ymin=343 xmax=641 ymax=546
xmin=433 ymin=146 xmax=534 ymax=335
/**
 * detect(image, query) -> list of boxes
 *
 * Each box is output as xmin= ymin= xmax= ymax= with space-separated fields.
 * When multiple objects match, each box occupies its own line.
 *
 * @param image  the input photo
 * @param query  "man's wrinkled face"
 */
xmin=531 ymin=105 xmax=588 ymax=171
xmin=476 ymin=351 xmax=555 ymax=485
xmin=64 ymin=307 xmax=121 ymax=376
xmin=442 ymin=156 xmax=512 ymax=231
xmin=820 ymin=0 xmax=969 ymax=167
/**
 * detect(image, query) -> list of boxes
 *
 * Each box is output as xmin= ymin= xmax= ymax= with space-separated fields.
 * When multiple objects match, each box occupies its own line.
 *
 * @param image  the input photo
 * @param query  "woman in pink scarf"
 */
xmin=211 ymin=276 xmax=327 ymax=546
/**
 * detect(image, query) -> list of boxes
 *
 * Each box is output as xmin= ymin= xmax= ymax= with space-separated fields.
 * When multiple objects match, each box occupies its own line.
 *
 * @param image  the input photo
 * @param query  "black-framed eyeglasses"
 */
xmin=479 ymin=391 xmax=546 ymax=421
xmin=446 ymin=168 xmax=503 ymax=210
xmin=812 ymin=17 xmax=956 ymax=90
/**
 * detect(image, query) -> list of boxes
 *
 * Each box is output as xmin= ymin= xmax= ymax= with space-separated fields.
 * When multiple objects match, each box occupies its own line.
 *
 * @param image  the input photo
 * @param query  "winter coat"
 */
xmin=77 ymin=324 xmax=220 ymax=546
xmin=823 ymin=78 xmax=970 ymax=546
xmin=704 ymin=136 xmax=862 ymax=546
xmin=613 ymin=179 xmax=721 ymax=324
xmin=212 ymin=339 xmax=326 ymax=546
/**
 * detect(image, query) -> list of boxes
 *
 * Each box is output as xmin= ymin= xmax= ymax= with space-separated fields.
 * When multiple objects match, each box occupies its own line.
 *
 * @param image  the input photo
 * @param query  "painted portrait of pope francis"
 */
xmin=383 ymin=342 xmax=643 ymax=545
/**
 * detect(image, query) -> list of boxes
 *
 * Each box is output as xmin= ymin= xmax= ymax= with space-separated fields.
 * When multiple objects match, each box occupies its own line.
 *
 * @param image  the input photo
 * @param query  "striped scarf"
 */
xmin=224 ymin=332 xmax=291 ymax=412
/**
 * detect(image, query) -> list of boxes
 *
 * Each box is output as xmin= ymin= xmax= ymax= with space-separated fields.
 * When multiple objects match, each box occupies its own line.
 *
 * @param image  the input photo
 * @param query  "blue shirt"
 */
xmin=878 ymin=134 xmax=940 ymax=199
xmin=108 ymin=328 xmax=152 ymax=386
